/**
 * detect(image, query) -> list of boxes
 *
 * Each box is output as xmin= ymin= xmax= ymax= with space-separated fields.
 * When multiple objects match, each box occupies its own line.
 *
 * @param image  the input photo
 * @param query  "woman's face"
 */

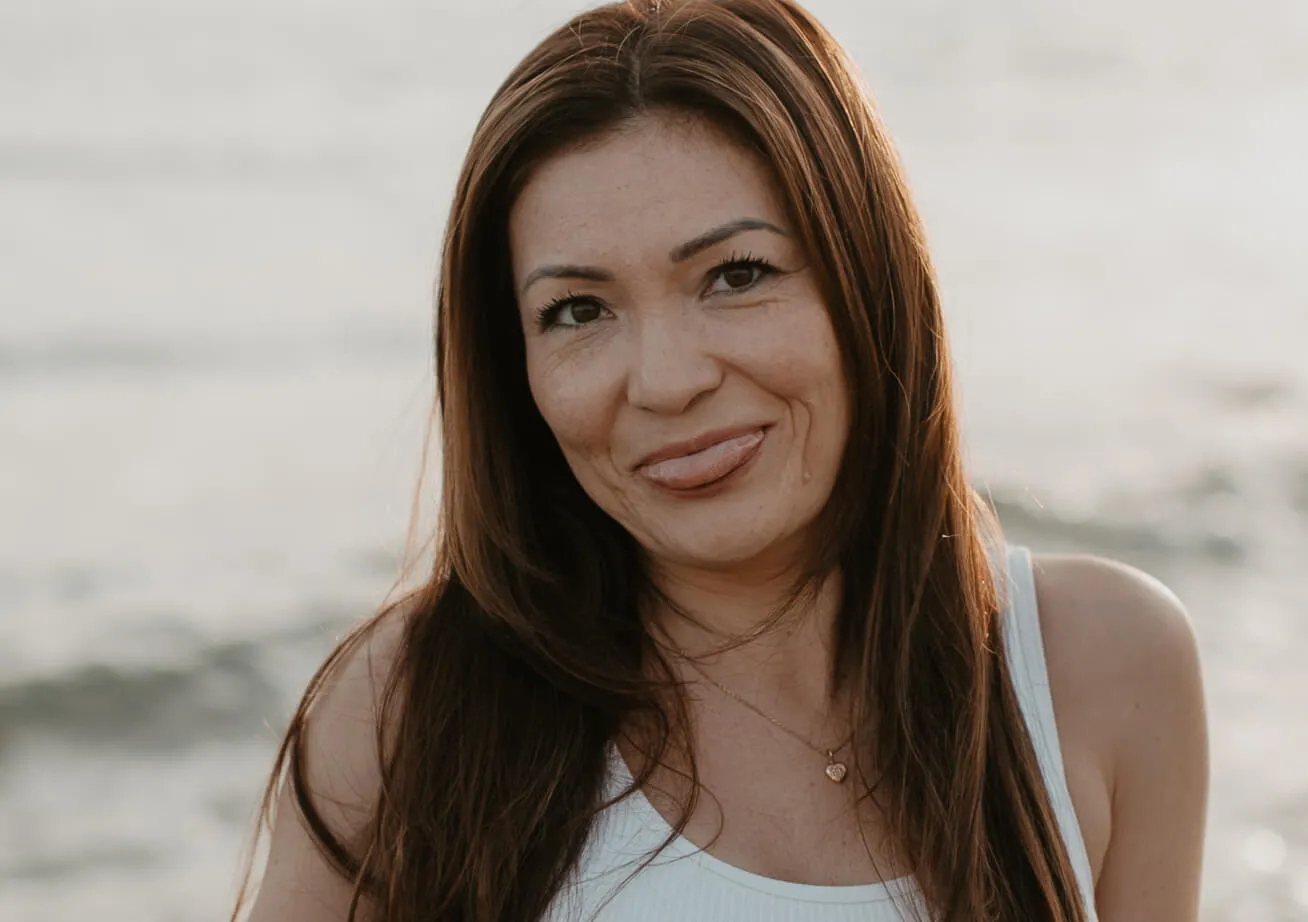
xmin=509 ymin=114 xmax=849 ymax=573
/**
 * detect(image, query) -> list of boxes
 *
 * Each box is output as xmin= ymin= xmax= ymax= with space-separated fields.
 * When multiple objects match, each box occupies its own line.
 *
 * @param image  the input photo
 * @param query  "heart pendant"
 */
xmin=825 ymin=761 xmax=848 ymax=783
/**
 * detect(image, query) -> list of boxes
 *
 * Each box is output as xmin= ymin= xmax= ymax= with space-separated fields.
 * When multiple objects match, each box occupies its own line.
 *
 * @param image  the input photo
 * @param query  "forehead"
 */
xmin=509 ymin=115 xmax=788 ymax=267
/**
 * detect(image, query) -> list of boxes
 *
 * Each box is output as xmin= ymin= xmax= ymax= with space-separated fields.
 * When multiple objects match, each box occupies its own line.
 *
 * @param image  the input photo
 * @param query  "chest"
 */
xmin=622 ymin=727 xmax=910 ymax=888
xmin=546 ymin=741 xmax=924 ymax=922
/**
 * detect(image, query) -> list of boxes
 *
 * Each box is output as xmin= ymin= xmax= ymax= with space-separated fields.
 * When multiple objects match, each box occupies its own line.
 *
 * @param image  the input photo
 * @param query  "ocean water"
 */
xmin=1 ymin=0 xmax=1305 ymax=920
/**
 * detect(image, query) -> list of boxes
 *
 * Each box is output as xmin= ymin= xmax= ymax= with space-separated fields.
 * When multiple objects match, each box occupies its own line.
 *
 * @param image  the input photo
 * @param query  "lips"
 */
xmin=636 ymin=427 xmax=767 ymax=491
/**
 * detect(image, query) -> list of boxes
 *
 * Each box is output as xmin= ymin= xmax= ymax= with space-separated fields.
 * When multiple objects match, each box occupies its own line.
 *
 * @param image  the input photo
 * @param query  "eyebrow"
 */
xmin=519 ymin=217 xmax=789 ymax=296
xmin=668 ymin=217 xmax=789 ymax=263
xmin=519 ymin=263 xmax=614 ymax=295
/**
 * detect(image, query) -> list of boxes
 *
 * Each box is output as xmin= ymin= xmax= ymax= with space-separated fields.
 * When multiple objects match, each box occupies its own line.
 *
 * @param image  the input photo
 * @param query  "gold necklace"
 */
xmin=675 ymin=653 xmax=853 ymax=784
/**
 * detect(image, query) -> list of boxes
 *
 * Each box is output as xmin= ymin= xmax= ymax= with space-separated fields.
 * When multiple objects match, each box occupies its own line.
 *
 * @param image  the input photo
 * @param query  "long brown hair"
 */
xmin=234 ymin=1 xmax=1090 ymax=920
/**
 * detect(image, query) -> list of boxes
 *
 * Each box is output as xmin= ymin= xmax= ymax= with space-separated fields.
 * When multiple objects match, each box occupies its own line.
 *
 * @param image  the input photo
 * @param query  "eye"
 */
xmin=705 ymin=255 xmax=776 ymax=296
xmin=534 ymin=294 xmax=608 ymax=331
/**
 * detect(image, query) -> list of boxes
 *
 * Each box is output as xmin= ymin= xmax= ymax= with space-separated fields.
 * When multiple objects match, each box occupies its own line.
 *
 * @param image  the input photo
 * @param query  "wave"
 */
xmin=989 ymin=492 xmax=1248 ymax=564
xmin=0 ymin=486 xmax=1265 ymax=760
xmin=0 ymin=623 xmax=344 ymax=757
xmin=0 ymin=844 xmax=162 ymax=884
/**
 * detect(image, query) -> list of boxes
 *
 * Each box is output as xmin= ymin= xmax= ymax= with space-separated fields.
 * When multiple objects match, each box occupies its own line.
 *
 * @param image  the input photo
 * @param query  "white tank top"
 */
xmin=544 ymin=545 xmax=1098 ymax=921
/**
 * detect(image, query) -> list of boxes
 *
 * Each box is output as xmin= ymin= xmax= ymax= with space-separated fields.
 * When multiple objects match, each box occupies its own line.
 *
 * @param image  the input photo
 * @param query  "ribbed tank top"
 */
xmin=544 ymin=545 xmax=1099 ymax=921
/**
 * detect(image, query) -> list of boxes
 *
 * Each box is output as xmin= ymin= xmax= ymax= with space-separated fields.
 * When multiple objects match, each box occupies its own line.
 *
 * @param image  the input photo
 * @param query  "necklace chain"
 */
xmin=672 ymin=649 xmax=854 ymax=782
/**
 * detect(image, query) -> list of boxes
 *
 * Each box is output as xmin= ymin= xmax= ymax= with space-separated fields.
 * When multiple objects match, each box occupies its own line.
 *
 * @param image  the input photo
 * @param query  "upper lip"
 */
xmin=632 ymin=425 xmax=769 ymax=470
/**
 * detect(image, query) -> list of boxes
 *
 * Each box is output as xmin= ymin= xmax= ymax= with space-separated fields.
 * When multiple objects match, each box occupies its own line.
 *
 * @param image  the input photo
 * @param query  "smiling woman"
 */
xmin=231 ymin=2 xmax=1207 ymax=922
xmin=512 ymin=117 xmax=848 ymax=569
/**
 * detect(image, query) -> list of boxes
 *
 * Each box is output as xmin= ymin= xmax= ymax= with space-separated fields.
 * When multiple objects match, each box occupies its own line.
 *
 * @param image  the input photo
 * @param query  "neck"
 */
xmin=645 ymin=559 xmax=845 ymax=717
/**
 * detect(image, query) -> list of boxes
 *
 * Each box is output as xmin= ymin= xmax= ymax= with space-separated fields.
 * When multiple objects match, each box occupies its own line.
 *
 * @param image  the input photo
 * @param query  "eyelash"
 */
xmin=710 ymin=251 xmax=777 ymax=290
xmin=533 ymin=253 xmax=779 ymax=332
xmin=533 ymin=290 xmax=592 ymax=332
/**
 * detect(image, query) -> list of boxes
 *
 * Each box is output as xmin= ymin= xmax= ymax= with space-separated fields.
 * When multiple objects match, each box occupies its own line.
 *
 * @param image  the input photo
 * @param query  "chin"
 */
xmin=638 ymin=510 xmax=798 ymax=573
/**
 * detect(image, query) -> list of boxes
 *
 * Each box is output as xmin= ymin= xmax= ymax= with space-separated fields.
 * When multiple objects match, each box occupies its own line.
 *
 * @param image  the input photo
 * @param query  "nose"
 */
xmin=625 ymin=308 xmax=723 ymax=414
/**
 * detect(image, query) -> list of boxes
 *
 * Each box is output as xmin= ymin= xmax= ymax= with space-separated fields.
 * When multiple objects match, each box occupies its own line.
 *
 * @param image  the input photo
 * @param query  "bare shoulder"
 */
xmin=1029 ymin=552 xmax=1205 ymax=773
xmin=1030 ymin=553 xmax=1208 ymax=920
xmin=300 ymin=598 xmax=412 ymax=835
xmin=242 ymin=598 xmax=413 ymax=922
xmin=1031 ymin=553 xmax=1201 ymax=703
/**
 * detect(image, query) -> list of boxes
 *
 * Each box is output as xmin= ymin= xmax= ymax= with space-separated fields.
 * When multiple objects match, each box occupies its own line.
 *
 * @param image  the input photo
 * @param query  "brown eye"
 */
xmin=706 ymin=257 xmax=775 ymax=297
xmin=721 ymin=265 xmax=758 ymax=289
xmin=535 ymin=295 xmax=609 ymax=331
xmin=565 ymin=301 xmax=604 ymax=325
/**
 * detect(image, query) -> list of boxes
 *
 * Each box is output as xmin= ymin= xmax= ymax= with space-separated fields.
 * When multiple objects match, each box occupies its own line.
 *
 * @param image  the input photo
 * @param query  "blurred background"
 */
xmin=1 ymin=0 xmax=1304 ymax=919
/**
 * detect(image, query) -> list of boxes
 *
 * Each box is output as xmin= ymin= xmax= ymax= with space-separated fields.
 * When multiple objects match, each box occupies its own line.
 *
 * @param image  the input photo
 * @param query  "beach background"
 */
xmin=1 ymin=0 xmax=1305 ymax=919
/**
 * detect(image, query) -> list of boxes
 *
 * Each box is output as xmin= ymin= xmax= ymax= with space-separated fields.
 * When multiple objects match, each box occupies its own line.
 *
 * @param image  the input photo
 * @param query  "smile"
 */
xmin=636 ymin=427 xmax=768 ymax=492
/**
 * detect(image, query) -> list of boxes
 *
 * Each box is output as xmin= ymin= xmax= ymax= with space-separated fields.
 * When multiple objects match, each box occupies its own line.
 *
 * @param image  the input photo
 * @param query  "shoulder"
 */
xmin=1029 ymin=553 xmax=1201 ymax=688
xmin=1027 ymin=552 xmax=1206 ymax=772
xmin=1026 ymin=552 xmax=1208 ymax=910
xmin=300 ymin=597 xmax=412 ymax=836
xmin=1028 ymin=553 xmax=1203 ymax=730
xmin=243 ymin=598 xmax=414 ymax=922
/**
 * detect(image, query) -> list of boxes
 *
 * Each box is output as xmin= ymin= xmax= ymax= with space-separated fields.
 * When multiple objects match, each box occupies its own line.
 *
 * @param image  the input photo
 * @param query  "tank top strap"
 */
xmin=998 ymin=544 xmax=1099 ymax=917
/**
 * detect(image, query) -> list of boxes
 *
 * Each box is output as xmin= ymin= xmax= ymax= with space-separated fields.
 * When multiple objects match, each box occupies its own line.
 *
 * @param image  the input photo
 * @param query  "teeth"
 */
xmin=640 ymin=429 xmax=765 ymax=490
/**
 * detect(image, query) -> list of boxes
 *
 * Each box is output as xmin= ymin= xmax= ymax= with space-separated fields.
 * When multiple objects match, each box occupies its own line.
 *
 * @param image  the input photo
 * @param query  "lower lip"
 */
xmin=638 ymin=428 xmax=768 ymax=495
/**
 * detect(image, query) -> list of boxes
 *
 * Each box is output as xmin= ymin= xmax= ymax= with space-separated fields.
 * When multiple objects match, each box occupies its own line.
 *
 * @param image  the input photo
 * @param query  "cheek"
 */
xmin=525 ymin=344 xmax=613 ymax=464
xmin=806 ymin=343 xmax=850 ymax=457
xmin=748 ymin=304 xmax=846 ymax=412
xmin=764 ymin=312 xmax=849 ymax=467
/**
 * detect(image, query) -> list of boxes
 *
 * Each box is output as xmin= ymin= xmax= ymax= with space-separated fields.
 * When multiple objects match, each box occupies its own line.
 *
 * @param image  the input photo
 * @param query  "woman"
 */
xmin=233 ymin=1 xmax=1208 ymax=920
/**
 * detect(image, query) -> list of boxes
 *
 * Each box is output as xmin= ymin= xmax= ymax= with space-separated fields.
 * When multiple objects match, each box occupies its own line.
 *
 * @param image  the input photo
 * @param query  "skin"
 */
xmin=243 ymin=114 xmax=1208 ymax=921
xmin=510 ymin=115 xmax=852 ymax=699
xmin=511 ymin=116 xmax=850 ymax=585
